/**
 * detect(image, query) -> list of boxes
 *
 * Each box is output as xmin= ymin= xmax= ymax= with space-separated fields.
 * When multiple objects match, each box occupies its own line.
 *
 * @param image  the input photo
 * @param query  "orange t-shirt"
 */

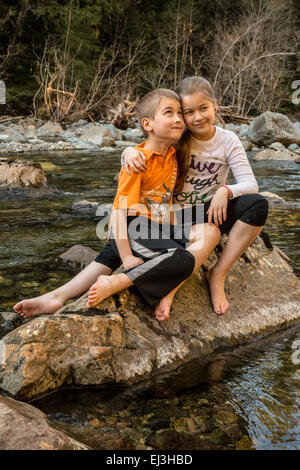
xmin=113 ymin=142 xmax=178 ymax=223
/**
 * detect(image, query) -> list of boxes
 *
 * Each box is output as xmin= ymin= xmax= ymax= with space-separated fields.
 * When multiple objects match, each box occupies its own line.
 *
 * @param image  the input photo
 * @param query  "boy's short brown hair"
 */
xmin=136 ymin=88 xmax=181 ymax=136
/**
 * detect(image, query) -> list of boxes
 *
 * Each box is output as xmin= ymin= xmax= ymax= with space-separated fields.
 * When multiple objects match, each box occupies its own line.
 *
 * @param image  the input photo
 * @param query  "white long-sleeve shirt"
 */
xmin=174 ymin=126 xmax=258 ymax=205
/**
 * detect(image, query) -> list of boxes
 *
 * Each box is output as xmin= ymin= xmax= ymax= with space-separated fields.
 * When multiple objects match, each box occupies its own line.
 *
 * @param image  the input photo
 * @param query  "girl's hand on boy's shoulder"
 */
xmin=123 ymin=255 xmax=144 ymax=270
xmin=207 ymin=187 xmax=230 ymax=226
xmin=123 ymin=148 xmax=147 ymax=175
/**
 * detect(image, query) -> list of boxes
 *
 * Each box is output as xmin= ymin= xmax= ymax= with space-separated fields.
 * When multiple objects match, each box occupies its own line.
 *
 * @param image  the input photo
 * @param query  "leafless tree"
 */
xmin=209 ymin=0 xmax=298 ymax=115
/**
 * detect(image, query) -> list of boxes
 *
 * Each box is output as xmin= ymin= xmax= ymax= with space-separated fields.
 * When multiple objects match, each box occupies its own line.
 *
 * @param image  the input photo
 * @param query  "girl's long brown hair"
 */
xmin=174 ymin=76 xmax=218 ymax=195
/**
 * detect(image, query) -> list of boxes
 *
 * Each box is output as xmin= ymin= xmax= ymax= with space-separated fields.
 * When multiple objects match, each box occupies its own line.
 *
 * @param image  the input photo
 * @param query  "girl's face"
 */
xmin=181 ymin=92 xmax=217 ymax=141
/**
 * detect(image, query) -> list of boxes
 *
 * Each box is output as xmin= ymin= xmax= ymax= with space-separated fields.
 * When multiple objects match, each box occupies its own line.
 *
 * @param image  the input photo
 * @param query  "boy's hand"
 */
xmin=122 ymin=147 xmax=147 ymax=175
xmin=123 ymin=255 xmax=144 ymax=270
xmin=207 ymin=187 xmax=231 ymax=226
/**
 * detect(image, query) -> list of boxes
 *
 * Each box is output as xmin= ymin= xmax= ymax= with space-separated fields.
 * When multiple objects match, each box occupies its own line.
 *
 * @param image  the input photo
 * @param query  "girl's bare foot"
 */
xmin=87 ymin=274 xmax=130 ymax=309
xmin=155 ymin=294 xmax=173 ymax=321
xmin=205 ymin=269 xmax=229 ymax=315
xmin=13 ymin=293 xmax=64 ymax=319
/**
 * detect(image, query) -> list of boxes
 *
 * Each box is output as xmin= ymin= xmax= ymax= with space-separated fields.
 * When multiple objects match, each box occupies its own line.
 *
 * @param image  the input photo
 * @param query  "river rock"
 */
xmin=6 ymin=131 xmax=27 ymax=143
xmin=0 ymin=158 xmax=47 ymax=187
xmin=238 ymin=124 xmax=249 ymax=138
xmin=288 ymin=143 xmax=300 ymax=153
xmin=269 ymin=142 xmax=286 ymax=151
xmin=24 ymin=124 xmax=37 ymax=139
xmin=0 ymin=396 xmax=89 ymax=450
xmin=247 ymin=112 xmax=300 ymax=146
xmin=0 ymin=312 xmax=23 ymax=338
xmin=103 ymin=124 xmax=123 ymax=140
xmin=252 ymin=148 xmax=299 ymax=161
xmin=72 ymin=200 xmax=100 ymax=215
xmin=80 ymin=125 xmax=114 ymax=146
xmin=37 ymin=121 xmax=63 ymax=138
xmin=122 ymin=128 xmax=144 ymax=142
xmin=1 ymin=235 xmax=300 ymax=401
xmin=58 ymin=244 xmax=99 ymax=268
xmin=258 ymin=191 xmax=296 ymax=209
xmin=225 ymin=123 xmax=238 ymax=134
xmin=241 ymin=140 xmax=254 ymax=152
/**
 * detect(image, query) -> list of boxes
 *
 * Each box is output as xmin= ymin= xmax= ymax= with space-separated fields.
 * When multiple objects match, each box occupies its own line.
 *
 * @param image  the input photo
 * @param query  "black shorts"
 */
xmin=94 ymin=215 xmax=195 ymax=306
xmin=179 ymin=193 xmax=269 ymax=235
xmin=94 ymin=215 xmax=189 ymax=269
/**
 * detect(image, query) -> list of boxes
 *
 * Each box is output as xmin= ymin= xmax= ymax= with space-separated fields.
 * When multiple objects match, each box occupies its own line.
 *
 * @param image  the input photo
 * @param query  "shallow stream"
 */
xmin=0 ymin=149 xmax=299 ymax=449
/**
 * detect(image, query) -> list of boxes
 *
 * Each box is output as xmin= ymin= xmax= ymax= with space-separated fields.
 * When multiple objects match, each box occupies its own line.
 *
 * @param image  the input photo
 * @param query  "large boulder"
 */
xmin=247 ymin=112 xmax=300 ymax=147
xmin=0 ymin=396 xmax=89 ymax=450
xmin=1 ymin=236 xmax=300 ymax=401
xmin=0 ymin=158 xmax=47 ymax=187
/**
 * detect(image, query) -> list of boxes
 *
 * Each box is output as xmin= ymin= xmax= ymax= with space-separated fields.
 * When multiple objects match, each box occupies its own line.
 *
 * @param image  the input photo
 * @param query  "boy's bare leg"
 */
xmin=13 ymin=261 xmax=113 ymax=318
xmin=205 ymin=220 xmax=262 ymax=315
xmin=155 ymin=223 xmax=221 ymax=321
xmin=87 ymin=273 xmax=133 ymax=308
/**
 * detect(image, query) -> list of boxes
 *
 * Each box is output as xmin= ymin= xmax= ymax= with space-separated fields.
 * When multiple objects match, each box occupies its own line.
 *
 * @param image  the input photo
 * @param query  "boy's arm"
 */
xmin=111 ymin=208 xmax=143 ymax=270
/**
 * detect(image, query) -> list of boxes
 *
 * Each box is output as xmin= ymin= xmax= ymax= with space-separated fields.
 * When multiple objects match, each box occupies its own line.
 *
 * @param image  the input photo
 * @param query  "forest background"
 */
xmin=0 ymin=0 xmax=299 ymax=123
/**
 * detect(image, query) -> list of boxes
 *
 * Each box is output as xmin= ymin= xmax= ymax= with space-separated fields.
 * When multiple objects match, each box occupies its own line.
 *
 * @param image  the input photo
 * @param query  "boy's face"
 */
xmin=142 ymin=97 xmax=184 ymax=141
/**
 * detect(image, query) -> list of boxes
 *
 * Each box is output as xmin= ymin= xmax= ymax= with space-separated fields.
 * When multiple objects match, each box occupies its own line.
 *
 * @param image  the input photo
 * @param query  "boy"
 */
xmin=15 ymin=89 xmax=220 ymax=321
xmin=86 ymin=89 xmax=220 ymax=318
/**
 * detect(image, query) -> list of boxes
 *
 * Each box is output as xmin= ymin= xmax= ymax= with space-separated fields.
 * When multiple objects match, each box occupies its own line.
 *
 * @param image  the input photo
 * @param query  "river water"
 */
xmin=0 ymin=149 xmax=299 ymax=449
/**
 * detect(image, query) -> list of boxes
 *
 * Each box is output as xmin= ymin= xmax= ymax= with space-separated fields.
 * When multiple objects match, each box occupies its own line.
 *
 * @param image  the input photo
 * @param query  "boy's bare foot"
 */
xmin=155 ymin=294 xmax=174 ymax=322
xmin=205 ymin=269 xmax=229 ymax=315
xmin=87 ymin=274 xmax=129 ymax=309
xmin=13 ymin=293 xmax=63 ymax=319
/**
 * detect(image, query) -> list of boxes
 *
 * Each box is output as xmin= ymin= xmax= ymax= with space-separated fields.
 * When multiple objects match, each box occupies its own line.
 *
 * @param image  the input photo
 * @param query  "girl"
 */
xmin=122 ymin=76 xmax=269 ymax=318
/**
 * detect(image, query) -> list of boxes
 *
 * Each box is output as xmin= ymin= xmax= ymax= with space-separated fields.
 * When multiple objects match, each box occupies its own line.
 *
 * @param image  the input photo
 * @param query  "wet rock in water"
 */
xmin=58 ymin=244 xmax=99 ymax=268
xmin=253 ymin=148 xmax=299 ymax=161
xmin=145 ymin=429 xmax=219 ymax=450
xmin=259 ymin=191 xmax=297 ymax=209
xmin=0 ymin=158 xmax=47 ymax=187
xmin=38 ymin=162 xmax=61 ymax=173
xmin=0 ymin=396 xmax=90 ymax=450
xmin=0 ymin=184 xmax=64 ymax=200
xmin=0 ymin=312 xmax=23 ymax=338
xmin=247 ymin=111 xmax=300 ymax=147
xmin=71 ymin=200 xmax=100 ymax=215
xmin=1 ymin=234 xmax=300 ymax=401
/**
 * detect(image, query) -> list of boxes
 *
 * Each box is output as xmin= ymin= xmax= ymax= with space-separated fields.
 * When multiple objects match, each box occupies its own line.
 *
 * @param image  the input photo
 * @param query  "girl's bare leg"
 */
xmin=13 ymin=261 xmax=113 ymax=318
xmin=155 ymin=223 xmax=221 ymax=321
xmin=206 ymin=220 xmax=262 ymax=315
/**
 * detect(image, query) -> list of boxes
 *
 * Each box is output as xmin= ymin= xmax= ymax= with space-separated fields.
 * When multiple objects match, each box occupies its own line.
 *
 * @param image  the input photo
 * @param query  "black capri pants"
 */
xmin=178 ymin=193 xmax=269 ymax=235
